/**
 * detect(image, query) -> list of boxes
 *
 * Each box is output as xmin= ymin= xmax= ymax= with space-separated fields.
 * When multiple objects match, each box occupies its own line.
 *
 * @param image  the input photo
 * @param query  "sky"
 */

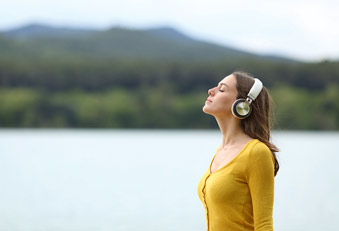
xmin=1 ymin=0 xmax=338 ymax=61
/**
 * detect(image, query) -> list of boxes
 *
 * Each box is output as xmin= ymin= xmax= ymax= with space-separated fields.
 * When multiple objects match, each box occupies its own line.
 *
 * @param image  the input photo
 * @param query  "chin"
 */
xmin=202 ymin=106 xmax=213 ymax=115
xmin=203 ymin=106 xmax=231 ymax=118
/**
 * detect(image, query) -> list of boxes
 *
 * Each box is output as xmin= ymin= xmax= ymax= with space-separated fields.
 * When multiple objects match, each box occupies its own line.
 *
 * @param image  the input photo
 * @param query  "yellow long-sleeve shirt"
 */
xmin=197 ymin=139 xmax=275 ymax=231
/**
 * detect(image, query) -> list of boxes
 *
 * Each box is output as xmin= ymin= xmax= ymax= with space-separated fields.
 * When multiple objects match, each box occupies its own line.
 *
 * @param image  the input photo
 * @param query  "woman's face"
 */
xmin=203 ymin=74 xmax=238 ymax=116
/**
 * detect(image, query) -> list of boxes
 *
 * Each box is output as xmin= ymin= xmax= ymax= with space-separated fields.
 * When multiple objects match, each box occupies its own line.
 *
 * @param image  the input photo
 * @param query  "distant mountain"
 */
xmin=0 ymin=23 xmax=296 ymax=62
xmin=145 ymin=27 xmax=194 ymax=42
xmin=3 ymin=23 xmax=97 ymax=39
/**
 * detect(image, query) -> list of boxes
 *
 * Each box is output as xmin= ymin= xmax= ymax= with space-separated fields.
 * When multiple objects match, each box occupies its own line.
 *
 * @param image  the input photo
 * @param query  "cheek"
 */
xmin=204 ymin=95 xmax=236 ymax=114
xmin=219 ymin=94 xmax=237 ymax=108
xmin=217 ymin=99 xmax=234 ymax=112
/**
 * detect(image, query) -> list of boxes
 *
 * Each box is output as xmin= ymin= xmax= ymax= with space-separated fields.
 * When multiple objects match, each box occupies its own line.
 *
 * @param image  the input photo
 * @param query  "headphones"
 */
xmin=231 ymin=78 xmax=263 ymax=119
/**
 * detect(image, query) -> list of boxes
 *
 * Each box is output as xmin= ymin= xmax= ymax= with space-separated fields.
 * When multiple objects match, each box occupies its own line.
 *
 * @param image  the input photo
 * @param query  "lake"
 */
xmin=0 ymin=129 xmax=338 ymax=231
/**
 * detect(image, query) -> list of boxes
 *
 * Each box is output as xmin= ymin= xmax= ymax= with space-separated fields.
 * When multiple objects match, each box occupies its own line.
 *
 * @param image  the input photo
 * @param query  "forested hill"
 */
xmin=0 ymin=23 xmax=293 ymax=62
xmin=0 ymin=24 xmax=339 ymax=130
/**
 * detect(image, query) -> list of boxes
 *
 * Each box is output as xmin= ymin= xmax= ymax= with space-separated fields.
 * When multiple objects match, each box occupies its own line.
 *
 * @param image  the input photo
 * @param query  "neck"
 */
xmin=215 ymin=115 xmax=246 ymax=148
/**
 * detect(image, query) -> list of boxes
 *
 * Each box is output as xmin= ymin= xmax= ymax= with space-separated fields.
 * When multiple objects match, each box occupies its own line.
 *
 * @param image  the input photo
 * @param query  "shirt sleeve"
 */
xmin=247 ymin=142 xmax=275 ymax=231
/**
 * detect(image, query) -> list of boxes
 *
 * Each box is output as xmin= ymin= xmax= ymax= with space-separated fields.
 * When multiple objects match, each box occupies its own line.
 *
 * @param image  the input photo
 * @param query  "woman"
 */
xmin=197 ymin=71 xmax=279 ymax=231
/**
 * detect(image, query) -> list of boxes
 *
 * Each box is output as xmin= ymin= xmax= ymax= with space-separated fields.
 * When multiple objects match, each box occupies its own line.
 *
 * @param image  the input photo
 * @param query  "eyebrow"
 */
xmin=219 ymin=83 xmax=229 ymax=88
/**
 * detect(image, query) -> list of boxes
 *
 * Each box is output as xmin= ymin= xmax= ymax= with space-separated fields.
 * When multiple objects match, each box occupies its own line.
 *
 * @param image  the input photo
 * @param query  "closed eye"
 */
xmin=219 ymin=86 xmax=226 ymax=92
xmin=218 ymin=83 xmax=228 ymax=92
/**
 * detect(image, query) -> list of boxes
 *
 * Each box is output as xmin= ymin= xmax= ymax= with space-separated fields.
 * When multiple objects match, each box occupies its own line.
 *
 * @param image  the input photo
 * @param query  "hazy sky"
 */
xmin=1 ymin=0 xmax=338 ymax=61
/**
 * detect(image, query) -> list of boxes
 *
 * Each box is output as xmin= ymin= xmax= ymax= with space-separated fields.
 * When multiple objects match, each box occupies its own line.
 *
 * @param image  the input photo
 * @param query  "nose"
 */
xmin=208 ymin=88 xmax=214 ymax=96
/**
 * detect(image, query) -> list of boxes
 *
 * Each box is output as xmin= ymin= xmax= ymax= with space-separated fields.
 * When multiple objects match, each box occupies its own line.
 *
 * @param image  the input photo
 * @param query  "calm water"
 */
xmin=0 ymin=129 xmax=338 ymax=231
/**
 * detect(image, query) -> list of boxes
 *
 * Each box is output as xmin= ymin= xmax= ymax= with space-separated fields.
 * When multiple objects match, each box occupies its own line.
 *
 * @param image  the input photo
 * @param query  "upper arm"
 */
xmin=247 ymin=143 xmax=275 ymax=231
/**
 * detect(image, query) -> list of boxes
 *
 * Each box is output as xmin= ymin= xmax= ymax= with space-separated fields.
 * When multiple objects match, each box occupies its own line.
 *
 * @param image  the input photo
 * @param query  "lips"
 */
xmin=206 ymin=98 xmax=212 ymax=103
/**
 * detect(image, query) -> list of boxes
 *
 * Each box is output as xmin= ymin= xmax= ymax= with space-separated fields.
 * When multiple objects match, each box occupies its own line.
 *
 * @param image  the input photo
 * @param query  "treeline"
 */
xmin=1 ymin=84 xmax=339 ymax=130
xmin=1 ymin=57 xmax=338 ymax=91
xmin=1 ymin=57 xmax=339 ymax=130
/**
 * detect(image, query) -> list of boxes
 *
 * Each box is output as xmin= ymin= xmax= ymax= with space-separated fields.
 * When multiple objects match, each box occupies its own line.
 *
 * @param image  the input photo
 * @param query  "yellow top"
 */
xmin=197 ymin=139 xmax=275 ymax=231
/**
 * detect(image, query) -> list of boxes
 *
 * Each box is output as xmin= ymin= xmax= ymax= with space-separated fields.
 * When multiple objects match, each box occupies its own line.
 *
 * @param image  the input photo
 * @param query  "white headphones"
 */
xmin=231 ymin=78 xmax=263 ymax=119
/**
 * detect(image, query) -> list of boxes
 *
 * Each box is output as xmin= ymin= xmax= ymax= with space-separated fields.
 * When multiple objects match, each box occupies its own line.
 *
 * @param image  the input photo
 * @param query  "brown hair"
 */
xmin=232 ymin=71 xmax=279 ymax=176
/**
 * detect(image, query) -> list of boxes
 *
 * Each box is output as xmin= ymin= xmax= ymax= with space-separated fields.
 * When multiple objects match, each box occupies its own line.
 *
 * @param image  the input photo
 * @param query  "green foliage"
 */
xmin=0 ymin=87 xmax=210 ymax=128
xmin=1 ymin=26 xmax=339 ymax=129
xmin=0 ymin=57 xmax=339 ymax=129
xmin=270 ymin=85 xmax=339 ymax=130
xmin=0 ymin=88 xmax=40 ymax=126
xmin=2 ymin=83 xmax=338 ymax=129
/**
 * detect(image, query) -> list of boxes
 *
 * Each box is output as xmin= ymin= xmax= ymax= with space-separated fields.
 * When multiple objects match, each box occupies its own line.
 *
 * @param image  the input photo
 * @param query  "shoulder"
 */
xmin=248 ymin=140 xmax=274 ymax=164
xmin=246 ymin=140 xmax=275 ymax=178
xmin=251 ymin=140 xmax=271 ymax=154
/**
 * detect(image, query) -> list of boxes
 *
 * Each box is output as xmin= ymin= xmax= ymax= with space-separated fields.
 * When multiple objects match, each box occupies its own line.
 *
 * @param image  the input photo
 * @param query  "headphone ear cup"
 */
xmin=231 ymin=99 xmax=252 ymax=119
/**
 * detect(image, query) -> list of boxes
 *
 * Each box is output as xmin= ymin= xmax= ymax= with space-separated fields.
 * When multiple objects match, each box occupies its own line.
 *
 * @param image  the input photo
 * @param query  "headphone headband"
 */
xmin=247 ymin=78 xmax=263 ymax=101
